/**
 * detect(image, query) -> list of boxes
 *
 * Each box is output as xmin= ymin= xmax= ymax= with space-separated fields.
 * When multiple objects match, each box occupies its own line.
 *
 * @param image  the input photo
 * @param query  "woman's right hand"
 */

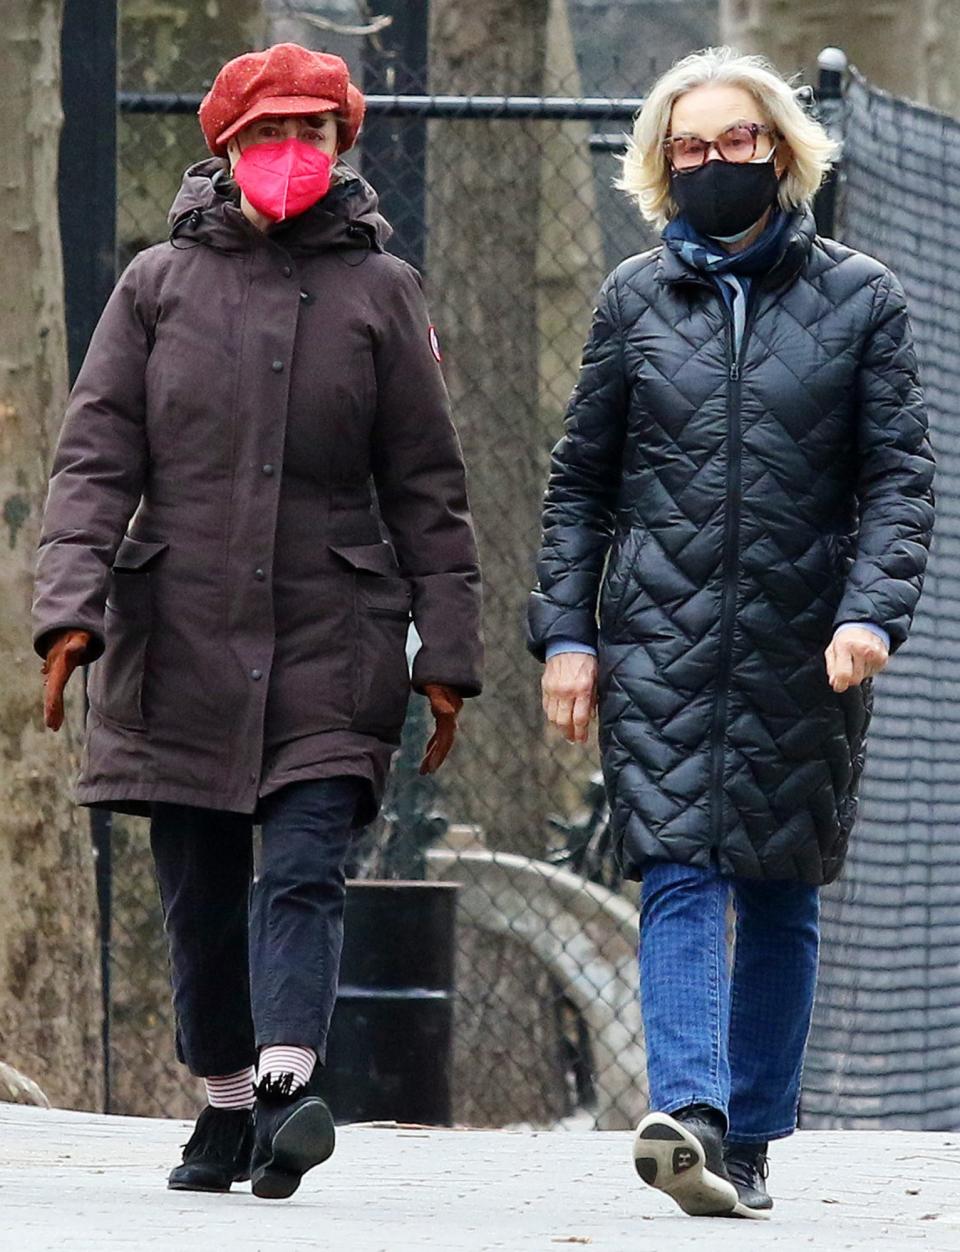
xmin=42 ymin=629 xmax=92 ymax=731
xmin=542 ymin=652 xmax=599 ymax=744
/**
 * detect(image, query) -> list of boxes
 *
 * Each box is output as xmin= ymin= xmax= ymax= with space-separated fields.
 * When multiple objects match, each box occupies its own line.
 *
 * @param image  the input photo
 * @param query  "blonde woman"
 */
xmin=529 ymin=47 xmax=933 ymax=1218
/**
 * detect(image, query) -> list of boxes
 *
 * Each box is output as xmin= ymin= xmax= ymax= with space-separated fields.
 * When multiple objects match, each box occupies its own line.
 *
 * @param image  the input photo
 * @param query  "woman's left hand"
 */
xmin=419 ymin=683 xmax=464 ymax=774
xmin=824 ymin=627 xmax=889 ymax=692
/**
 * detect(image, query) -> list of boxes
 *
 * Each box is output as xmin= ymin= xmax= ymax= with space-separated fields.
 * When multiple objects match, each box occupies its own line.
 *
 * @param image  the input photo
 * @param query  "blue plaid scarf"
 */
xmin=662 ymin=210 xmax=794 ymax=352
xmin=662 ymin=208 xmax=792 ymax=277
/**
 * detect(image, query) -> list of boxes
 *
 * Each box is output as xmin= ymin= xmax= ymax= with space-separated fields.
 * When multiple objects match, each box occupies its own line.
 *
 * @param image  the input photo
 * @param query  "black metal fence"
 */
xmin=62 ymin=22 xmax=960 ymax=1131
xmin=103 ymin=62 xmax=658 ymax=1128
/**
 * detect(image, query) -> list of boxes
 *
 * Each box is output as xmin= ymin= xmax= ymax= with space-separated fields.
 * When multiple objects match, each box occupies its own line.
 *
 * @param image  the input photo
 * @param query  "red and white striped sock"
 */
xmin=204 ymin=1066 xmax=255 ymax=1110
xmin=257 ymin=1045 xmax=316 ymax=1091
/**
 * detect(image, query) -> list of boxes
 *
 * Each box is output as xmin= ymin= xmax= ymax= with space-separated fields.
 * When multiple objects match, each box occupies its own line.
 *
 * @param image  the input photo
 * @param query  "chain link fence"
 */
xmin=102 ymin=45 xmax=960 ymax=1132
xmin=109 ymin=48 xmax=656 ymax=1128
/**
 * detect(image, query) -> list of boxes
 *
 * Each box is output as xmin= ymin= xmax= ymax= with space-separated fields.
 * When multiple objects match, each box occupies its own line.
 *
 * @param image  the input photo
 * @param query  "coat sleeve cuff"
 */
xmin=833 ymin=621 xmax=891 ymax=652
xmin=544 ymin=640 xmax=599 ymax=660
xmin=410 ymin=648 xmax=482 ymax=699
xmin=33 ymin=622 xmax=105 ymax=664
xmin=526 ymin=597 xmax=600 ymax=664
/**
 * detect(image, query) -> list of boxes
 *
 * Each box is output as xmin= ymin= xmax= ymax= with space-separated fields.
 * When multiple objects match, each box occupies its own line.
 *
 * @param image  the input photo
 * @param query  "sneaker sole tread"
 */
xmin=633 ymin=1113 xmax=739 ymax=1218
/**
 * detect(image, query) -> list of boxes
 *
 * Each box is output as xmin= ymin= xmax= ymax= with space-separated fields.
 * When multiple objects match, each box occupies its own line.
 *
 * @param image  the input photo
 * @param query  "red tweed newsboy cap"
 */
xmin=199 ymin=44 xmax=366 ymax=156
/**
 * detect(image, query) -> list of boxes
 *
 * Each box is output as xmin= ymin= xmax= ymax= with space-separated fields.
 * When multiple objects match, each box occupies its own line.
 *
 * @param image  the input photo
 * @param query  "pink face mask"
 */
xmin=234 ymin=137 xmax=334 ymax=222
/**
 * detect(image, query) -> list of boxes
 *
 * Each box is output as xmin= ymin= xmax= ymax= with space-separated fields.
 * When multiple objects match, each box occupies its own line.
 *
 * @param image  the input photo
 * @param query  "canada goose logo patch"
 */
xmin=428 ymin=324 xmax=442 ymax=362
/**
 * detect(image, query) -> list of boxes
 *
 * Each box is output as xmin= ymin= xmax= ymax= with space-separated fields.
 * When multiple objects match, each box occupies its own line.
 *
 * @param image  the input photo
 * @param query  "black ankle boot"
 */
xmin=167 ymin=1105 xmax=253 ymax=1192
xmin=724 ymin=1141 xmax=773 ymax=1214
xmin=633 ymin=1102 xmax=738 ymax=1217
xmin=250 ymin=1073 xmax=336 ymax=1200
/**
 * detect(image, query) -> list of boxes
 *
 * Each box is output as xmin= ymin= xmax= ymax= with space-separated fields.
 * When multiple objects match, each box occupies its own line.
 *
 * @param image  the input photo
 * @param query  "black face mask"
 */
xmin=670 ymin=159 xmax=780 ymax=239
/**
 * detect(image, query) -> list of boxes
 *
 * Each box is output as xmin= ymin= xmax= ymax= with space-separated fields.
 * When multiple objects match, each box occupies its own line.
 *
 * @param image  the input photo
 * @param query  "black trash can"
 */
xmin=321 ymin=880 xmax=458 ymax=1125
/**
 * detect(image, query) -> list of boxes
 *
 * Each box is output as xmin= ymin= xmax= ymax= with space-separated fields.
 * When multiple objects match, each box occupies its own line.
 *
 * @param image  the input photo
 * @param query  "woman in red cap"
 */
xmin=33 ymin=44 xmax=483 ymax=1199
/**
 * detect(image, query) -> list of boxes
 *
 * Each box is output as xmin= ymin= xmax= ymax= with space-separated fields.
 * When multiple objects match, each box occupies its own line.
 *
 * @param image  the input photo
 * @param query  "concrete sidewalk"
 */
xmin=1 ymin=1104 xmax=957 ymax=1251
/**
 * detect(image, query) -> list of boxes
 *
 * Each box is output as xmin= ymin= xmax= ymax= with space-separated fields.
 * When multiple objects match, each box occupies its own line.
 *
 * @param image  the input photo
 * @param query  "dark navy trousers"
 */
xmin=150 ymin=777 xmax=365 ymax=1077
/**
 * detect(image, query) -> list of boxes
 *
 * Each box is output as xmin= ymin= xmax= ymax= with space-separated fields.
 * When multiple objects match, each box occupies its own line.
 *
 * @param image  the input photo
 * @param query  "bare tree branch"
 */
xmin=291 ymin=9 xmax=393 ymax=37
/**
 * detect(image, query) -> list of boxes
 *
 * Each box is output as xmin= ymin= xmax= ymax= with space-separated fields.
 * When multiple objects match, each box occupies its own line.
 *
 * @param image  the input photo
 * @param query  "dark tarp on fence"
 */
xmin=803 ymin=70 xmax=960 ymax=1130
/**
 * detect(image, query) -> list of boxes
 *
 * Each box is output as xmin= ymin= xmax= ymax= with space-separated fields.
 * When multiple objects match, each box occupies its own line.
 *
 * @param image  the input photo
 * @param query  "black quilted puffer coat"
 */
xmin=528 ymin=209 xmax=934 ymax=885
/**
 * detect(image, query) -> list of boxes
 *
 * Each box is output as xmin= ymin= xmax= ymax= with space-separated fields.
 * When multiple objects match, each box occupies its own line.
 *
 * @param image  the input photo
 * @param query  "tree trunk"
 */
xmin=118 ymin=0 xmax=267 ymax=261
xmin=720 ymin=0 xmax=960 ymax=116
xmin=0 ymin=0 xmax=103 ymax=1111
xmin=108 ymin=816 xmax=200 ymax=1119
xmin=536 ymin=0 xmax=604 ymax=486
xmin=427 ymin=0 xmax=602 ymax=856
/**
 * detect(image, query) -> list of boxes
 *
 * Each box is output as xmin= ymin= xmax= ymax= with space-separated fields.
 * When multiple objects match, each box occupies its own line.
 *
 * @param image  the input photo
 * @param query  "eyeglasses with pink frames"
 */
xmin=664 ymin=121 xmax=780 ymax=172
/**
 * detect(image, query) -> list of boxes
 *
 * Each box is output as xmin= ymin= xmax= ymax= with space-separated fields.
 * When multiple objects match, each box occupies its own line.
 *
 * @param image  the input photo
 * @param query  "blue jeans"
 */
xmin=150 ymin=777 xmax=365 ymax=1076
xmin=639 ymin=860 xmax=820 ymax=1144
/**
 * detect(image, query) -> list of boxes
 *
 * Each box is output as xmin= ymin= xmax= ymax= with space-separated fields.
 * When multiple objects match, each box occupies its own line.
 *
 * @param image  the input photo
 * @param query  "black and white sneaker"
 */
xmin=633 ymin=1104 xmax=741 ymax=1217
xmin=724 ymin=1142 xmax=773 ymax=1217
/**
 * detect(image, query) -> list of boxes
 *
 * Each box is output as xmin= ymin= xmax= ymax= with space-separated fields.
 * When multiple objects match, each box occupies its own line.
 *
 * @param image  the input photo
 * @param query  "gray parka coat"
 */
xmin=33 ymin=161 xmax=483 ymax=825
xmin=529 ymin=210 xmax=934 ymax=885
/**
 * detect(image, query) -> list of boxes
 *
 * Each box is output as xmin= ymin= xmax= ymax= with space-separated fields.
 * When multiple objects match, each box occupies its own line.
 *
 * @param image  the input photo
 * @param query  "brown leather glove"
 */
xmin=42 ymin=629 xmax=92 ymax=731
xmin=419 ymin=683 xmax=464 ymax=775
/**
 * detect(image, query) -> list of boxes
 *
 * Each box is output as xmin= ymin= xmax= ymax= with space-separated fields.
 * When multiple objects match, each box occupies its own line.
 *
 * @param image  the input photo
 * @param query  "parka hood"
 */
xmin=167 ymin=157 xmax=393 ymax=254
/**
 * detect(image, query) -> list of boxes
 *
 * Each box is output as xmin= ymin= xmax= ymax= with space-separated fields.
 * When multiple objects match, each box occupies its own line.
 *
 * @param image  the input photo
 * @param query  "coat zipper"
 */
xmin=709 ymin=294 xmax=759 ymax=848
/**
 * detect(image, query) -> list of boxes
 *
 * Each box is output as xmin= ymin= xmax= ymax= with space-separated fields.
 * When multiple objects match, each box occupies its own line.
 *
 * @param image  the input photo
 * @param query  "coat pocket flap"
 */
xmin=329 ymin=542 xmax=401 ymax=577
xmin=113 ymin=536 xmax=169 ymax=571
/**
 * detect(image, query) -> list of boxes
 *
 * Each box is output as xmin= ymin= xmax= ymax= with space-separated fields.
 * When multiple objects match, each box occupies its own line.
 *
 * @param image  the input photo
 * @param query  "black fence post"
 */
xmin=59 ymin=0 xmax=119 ymax=1114
xmin=60 ymin=0 xmax=119 ymax=380
xmin=813 ymin=46 xmax=848 ymax=239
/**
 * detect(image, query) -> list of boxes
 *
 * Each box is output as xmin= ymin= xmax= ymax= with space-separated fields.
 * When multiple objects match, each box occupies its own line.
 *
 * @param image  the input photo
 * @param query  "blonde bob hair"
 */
xmin=617 ymin=46 xmax=840 ymax=228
